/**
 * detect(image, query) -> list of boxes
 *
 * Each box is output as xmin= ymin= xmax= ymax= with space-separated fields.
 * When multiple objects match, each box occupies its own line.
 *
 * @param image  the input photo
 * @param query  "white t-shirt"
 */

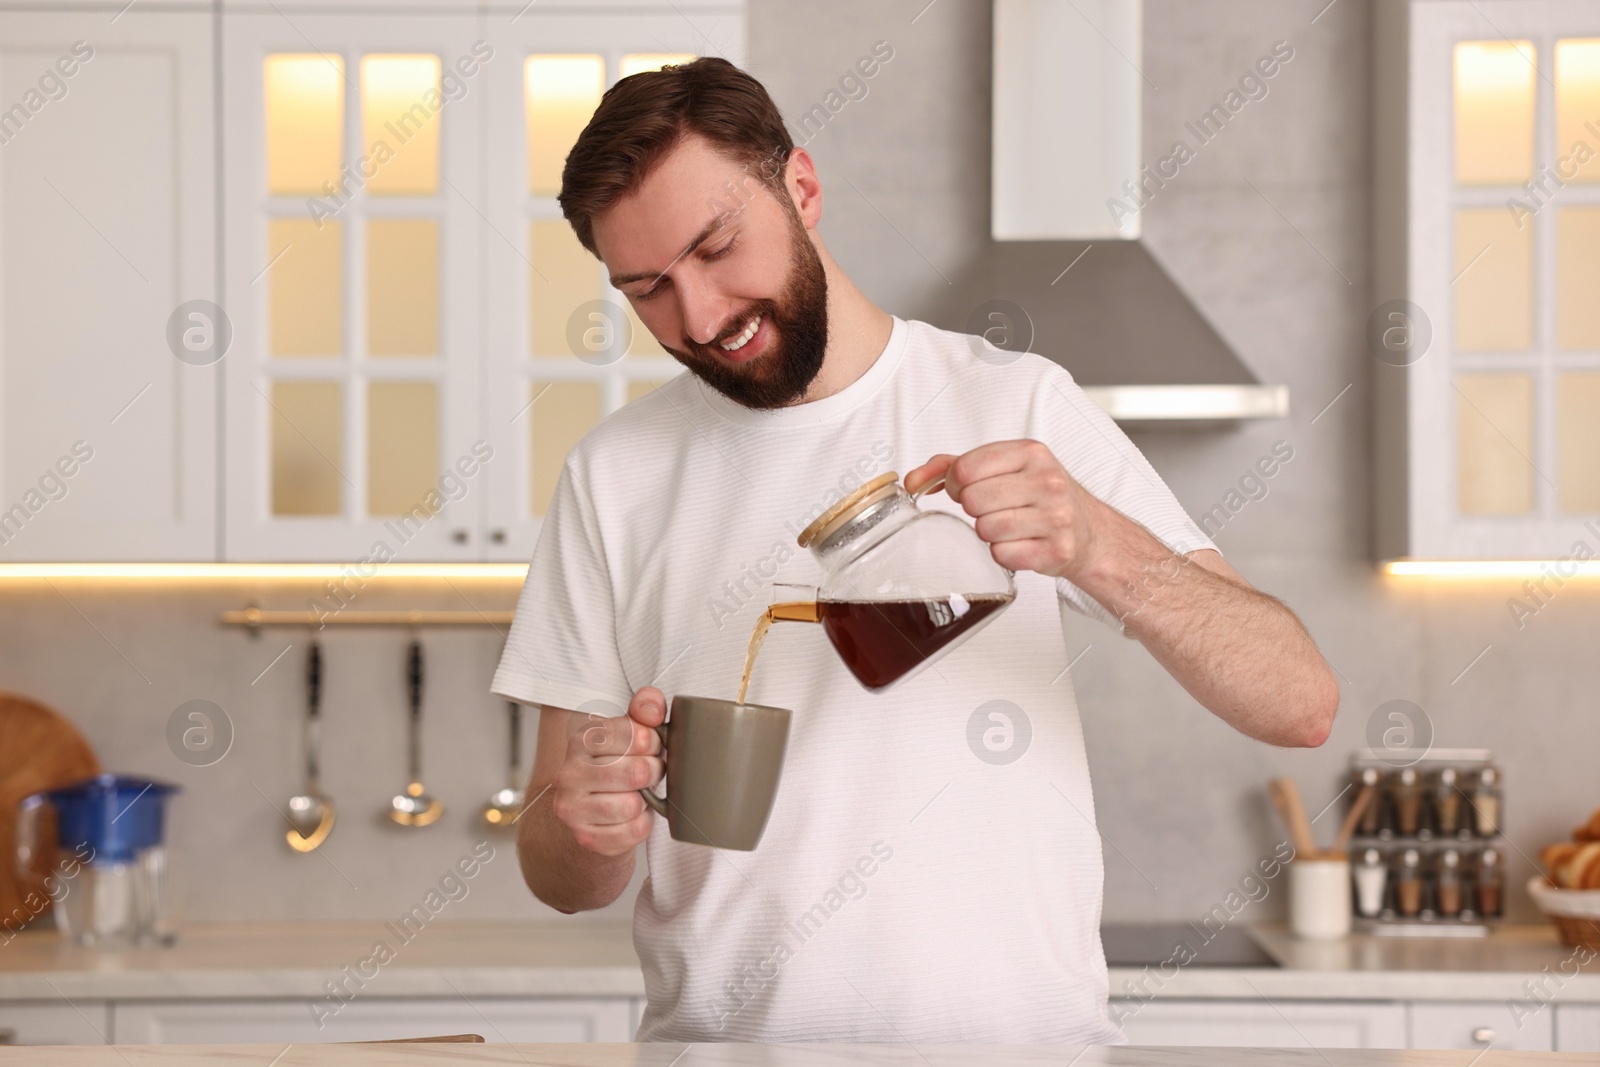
xmin=492 ymin=317 xmax=1216 ymax=1044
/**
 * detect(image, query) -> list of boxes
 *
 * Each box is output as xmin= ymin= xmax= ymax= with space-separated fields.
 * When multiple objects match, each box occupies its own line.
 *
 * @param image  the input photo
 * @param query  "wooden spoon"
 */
xmin=1269 ymin=777 xmax=1320 ymax=858
xmin=1332 ymin=784 xmax=1376 ymax=856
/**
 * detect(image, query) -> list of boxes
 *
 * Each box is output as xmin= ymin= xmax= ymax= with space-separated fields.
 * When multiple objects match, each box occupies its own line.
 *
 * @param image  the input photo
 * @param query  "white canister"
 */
xmin=1289 ymin=854 xmax=1352 ymax=939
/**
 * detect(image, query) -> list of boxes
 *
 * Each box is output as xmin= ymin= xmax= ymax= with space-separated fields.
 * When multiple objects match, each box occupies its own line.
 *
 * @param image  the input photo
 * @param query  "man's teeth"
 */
xmin=719 ymin=315 xmax=762 ymax=351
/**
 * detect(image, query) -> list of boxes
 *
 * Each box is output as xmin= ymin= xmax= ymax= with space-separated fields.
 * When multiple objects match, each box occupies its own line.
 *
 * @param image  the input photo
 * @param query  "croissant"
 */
xmin=1558 ymin=842 xmax=1600 ymax=889
xmin=1542 ymin=842 xmax=1579 ymax=878
xmin=1575 ymin=807 xmax=1600 ymax=843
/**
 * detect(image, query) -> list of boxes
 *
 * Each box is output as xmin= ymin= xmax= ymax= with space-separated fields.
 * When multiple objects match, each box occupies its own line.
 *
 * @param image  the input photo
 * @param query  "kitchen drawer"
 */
xmin=0 ymin=1000 xmax=110 ymax=1045
xmin=1109 ymin=999 xmax=1406 ymax=1048
xmin=1409 ymin=1001 xmax=1553 ymax=1051
xmin=111 ymin=996 xmax=632 ymax=1044
xmin=1555 ymin=1004 xmax=1600 ymax=1053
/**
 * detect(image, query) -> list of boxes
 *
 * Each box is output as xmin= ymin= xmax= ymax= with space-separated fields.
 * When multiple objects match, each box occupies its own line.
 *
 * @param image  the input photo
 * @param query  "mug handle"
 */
xmin=638 ymin=722 xmax=670 ymax=816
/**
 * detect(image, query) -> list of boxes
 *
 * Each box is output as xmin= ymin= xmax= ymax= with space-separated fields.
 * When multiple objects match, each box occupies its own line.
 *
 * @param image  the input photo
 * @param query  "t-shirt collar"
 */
xmin=693 ymin=316 xmax=908 ymax=428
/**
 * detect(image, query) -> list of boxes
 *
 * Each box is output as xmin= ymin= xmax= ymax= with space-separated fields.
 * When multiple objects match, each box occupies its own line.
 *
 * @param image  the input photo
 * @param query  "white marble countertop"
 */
xmin=1104 ymin=923 xmax=1600 ymax=1003
xmin=4 ymin=920 xmax=1600 ymax=1005
xmin=0 ymin=922 xmax=644 ymax=1001
xmin=0 ymin=1043 xmax=1593 ymax=1065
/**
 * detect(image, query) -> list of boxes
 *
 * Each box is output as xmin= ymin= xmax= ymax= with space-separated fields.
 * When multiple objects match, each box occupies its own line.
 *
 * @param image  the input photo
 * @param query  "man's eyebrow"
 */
xmin=608 ymin=211 xmax=735 ymax=287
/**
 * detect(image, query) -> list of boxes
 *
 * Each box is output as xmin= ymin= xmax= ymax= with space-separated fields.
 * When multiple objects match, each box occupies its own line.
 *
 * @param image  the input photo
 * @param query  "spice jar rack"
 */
xmin=1346 ymin=749 xmax=1504 ymax=937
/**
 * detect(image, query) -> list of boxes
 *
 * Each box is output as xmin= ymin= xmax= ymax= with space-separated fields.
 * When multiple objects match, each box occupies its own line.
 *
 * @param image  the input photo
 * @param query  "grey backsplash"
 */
xmin=4 ymin=0 xmax=1592 ymax=927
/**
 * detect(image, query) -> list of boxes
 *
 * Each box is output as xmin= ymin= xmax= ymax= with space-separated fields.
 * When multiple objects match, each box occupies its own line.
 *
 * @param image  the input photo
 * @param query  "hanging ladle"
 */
xmin=481 ymin=701 xmax=526 ymax=831
xmin=286 ymin=640 xmax=336 ymax=852
xmin=387 ymin=638 xmax=443 ymax=827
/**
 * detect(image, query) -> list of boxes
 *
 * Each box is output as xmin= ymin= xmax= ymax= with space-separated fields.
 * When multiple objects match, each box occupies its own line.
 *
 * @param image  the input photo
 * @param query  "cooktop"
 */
xmin=1100 ymin=923 xmax=1281 ymax=968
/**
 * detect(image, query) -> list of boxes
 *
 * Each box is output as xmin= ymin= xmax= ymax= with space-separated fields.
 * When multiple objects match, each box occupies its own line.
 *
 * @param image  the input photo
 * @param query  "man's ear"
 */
xmin=785 ymin=147 xmax=823 ymax=230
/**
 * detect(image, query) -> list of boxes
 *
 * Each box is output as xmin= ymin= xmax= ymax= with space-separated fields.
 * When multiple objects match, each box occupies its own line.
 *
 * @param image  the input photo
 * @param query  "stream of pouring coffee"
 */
xmin=736 ymin=601 xmax=821 ymax=704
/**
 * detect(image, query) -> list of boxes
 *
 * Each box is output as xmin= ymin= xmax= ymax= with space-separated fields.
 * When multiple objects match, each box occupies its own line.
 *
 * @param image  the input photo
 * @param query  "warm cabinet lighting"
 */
xmin=0 ymin=564 xmax=528 ymax=581
xmin=1557 ymin=38 xmax=1600 ymax=184
xmin=525 ymin=55 xmax=604 ymax=197
xmin=620 ymin=53 xmax=696 ymax=77
xmin=1385 ymin=560 xmax=1600 ymax=578
xmin=265 ymin=54 xmax=345 ymax=195
xmin=1454 ymin=40 xmax=1535 ymax=185
xmin=360 ymin=54 xmax=442 ymax=196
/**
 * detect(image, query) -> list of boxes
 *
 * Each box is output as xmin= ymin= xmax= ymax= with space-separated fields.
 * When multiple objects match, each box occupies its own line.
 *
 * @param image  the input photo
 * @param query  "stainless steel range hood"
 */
xmin=926 ymin=0 xmax=1287 ymax=428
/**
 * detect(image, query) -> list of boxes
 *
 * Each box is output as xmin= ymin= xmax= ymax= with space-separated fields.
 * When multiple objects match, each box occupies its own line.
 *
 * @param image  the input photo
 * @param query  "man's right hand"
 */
xmin=549 ymin=687 xmax=667 ymax=857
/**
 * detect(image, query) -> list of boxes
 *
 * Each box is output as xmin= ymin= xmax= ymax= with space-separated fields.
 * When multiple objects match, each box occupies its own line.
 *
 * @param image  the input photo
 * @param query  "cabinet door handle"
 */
xmin=452 ymin=529 xmax=469 ymax=544
xmin=1471 ymin=1027 xmax=1495 ymax=1045
xmin=0 ymin=1027 xmax=16 ymax=1044
xmin=489 ymin=529 xmax=506 ymax=544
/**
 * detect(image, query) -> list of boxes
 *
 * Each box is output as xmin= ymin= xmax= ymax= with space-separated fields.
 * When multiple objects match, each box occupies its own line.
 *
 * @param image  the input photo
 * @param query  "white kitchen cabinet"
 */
xmin=629 ymin=996 xmax=645 ymax=1038
xmin=221 ymin=12 xmax=486 ymax=561
xmin=0 ymin=1000 xmax=110 ymax=1045
xmin=1409 ymin=1000 xmax=1554 ymax=1051
xmin=0 ymin=10 xmax=217 ymax=561
xmin=111 ymin=996 xmax=633 ymax=1044
xmin=1108 ymin=999 xmax=1407 ymax=1048
xmin=1375 ymin=1 xmax=1600 ymax=559
xmin=1557 ymin=1004 xmax=1600 ymax=1052
xmin=477 ymin=8 xmax=736 ymax=561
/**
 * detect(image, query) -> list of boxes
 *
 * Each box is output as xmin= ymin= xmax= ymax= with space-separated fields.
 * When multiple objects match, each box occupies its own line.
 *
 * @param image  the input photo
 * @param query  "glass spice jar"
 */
xmin=1356 ymin=767 xmax=1384 ymax=836
xmin=1477 ymin=847 xmax=1504 ymax=917
xmin=1395 ymin=848 xmax=1423 ymax=918
xmin=1353 ymin=847 xmax=1388 ymax=918
xmin=1436 ymin=849 xmax=1463 ymax=918
xmin=1433 ymin=766 xmax=1463 ymax=837
xmin=1392 ymin=767 xmax=1423 ymax=837
xmin=1472 ymin=766 xmax=1503 ymax=837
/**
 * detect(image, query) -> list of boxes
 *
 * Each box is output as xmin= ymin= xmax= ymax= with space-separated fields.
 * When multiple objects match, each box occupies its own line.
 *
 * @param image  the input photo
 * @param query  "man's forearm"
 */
xmin=1073 ymin=509 xmax=1339 ymax=748
xmin=517 ymin=798 xmax=636 ymax=914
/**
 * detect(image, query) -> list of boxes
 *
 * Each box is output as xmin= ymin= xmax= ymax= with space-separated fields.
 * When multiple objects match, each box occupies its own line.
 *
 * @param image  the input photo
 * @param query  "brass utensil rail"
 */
xmin=221 ymin=607 xmax=514 ymax=633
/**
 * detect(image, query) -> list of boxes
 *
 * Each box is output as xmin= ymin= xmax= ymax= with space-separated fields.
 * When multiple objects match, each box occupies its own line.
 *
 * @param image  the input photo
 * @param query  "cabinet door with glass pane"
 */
xmin=222 ymin=13 xmax=484 ymax=560
xmin=479 ymin=8 xmax=741 ymax=561
xmin=0 ymin=10 xmax=216 ymax=561
xmin=1394 ymin=1 xmax=1600 ymax=558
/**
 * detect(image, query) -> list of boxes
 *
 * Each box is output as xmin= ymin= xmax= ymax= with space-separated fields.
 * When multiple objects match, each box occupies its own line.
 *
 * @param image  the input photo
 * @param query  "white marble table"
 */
xmin=0 ymin=1043 xmax=1594 ymax=1065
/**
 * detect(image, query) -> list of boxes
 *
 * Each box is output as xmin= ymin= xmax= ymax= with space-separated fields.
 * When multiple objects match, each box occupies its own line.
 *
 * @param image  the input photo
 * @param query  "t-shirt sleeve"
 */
xmin=1028 ymin=364 xmax=1219 ymax=632
xmin=490 ymin=458 xmax=633 ymax=717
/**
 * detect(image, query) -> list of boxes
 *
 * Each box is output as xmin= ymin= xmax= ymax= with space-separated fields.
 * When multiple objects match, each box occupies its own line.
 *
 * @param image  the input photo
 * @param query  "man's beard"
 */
xmin=664 ymin=205 xmax=828 ymax=410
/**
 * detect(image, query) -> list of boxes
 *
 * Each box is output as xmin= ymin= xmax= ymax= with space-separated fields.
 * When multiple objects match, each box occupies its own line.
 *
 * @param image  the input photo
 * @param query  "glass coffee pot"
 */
xmin=742 ymin=472 xmax=1016 ymax=695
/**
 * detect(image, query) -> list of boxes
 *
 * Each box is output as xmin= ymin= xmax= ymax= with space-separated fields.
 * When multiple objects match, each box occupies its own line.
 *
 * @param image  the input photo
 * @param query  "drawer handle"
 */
xmin=0 ymin=1027 xmax=15 ymax=1044
xmin=1471 ymin=1027 xmax=1495 ymax=1045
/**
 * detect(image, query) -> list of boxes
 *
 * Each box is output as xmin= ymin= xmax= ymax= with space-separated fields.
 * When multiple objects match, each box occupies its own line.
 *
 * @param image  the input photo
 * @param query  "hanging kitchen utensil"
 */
xmin=286 ymin=641 xmax=335 ymax=852
xmin=481 ymin=701 xmax=526 ymax=831
xmin=387 ymin=639 xmax=442 ymax=827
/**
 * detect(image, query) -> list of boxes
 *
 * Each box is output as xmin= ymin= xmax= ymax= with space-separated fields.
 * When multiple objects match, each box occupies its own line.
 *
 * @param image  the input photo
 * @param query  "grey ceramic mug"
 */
xmin=638 ymin=695 xmax=792 ymax=851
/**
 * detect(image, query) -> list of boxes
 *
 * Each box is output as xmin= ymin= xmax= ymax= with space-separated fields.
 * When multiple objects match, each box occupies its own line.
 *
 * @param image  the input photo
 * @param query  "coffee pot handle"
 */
xmin=638 ymin=723 xmax=670 ymax=816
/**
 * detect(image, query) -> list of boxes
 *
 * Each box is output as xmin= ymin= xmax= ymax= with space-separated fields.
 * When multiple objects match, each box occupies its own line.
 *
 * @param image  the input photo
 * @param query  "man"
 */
xmin=492 ymin=57 xmax=1337 ymax=1044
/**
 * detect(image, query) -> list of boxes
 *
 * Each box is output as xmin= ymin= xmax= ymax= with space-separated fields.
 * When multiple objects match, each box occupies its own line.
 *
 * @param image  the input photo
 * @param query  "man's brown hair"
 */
xmin=558 ymin=57 xmax=794 ymax=256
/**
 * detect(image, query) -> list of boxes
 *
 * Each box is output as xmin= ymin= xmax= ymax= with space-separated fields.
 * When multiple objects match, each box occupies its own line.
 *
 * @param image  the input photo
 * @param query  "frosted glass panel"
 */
xmin=1557 ymin=39 xmax=1600 ymax=185
xmin=1456 ymin=373 xmax=1534 ymax=515
xmin=367 ymin=219 xmax=438 ymax=356
xmin=530 ymin=220 xmax=599 ymax=356
xmin=1559 ymin=373 xmax=1600 ymax=513
xmin=530 ymin=381 xmax=601 ymax=516
xmin=626 ymin=379 xmax=671 ymax=403
xmin=525 ymin=55 xmax=604 ymax=197
xmin=626 ymin=302 xmax=665 ymax=356
xmin=1454 ymin=40 xmax=1535 ymax=185
xmin=1558 ymin=208 xmax=1600 ymax=350
xmin=1455 ymin=208 xmax=1532 ymax=351
xmin=620 ymin=53 xmax=696 ymax=78
xmin=368 ymin=382 xmax=438 ymax=516
xmin=265 ymin=55 xmax=344 ymax=196
xmin=361 ymin=54 xmax=441 ymax=196
xmin=269 ymin=219 xmax=342 ymax=357
xmin=271 ymin=382 xmax=343 ymax=516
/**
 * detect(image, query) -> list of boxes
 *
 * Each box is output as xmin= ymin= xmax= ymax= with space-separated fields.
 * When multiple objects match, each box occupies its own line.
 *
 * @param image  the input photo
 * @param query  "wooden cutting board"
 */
xmin=0 ymin=693 xmax=100 ymax=927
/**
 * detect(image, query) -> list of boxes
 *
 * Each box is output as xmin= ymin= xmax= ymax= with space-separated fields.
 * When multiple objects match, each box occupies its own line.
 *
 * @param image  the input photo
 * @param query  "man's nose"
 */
xmin=678 ymin=283 xmax=730 ymax=347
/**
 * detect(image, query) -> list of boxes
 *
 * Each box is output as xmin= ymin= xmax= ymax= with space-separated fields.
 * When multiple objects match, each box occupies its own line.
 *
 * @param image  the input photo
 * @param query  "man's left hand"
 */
xmin=905 ymin=440 xmax=1106 ymax=581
